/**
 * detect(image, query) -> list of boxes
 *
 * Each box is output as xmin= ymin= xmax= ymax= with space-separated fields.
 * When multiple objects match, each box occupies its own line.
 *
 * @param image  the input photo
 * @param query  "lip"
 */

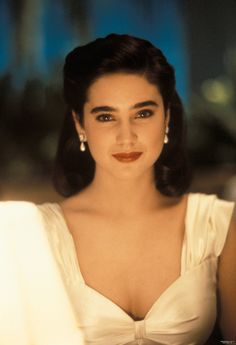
xmin=112 ymin=152 xmax=143 ymax=163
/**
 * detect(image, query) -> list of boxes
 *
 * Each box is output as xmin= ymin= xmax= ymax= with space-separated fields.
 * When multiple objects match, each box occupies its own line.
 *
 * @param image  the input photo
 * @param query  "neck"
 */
xmin=86 ymin=168 xmax=168 ymax=216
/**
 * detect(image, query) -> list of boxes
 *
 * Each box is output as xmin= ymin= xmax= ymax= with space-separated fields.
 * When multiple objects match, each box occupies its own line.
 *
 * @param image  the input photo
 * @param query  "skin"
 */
xmin=75 ymin=73 xmax=169 ymax=192
xmin=218 ymin=213 xmax=236 ymax=339
xmin=61 ymin=73 xmax=236 ymax=336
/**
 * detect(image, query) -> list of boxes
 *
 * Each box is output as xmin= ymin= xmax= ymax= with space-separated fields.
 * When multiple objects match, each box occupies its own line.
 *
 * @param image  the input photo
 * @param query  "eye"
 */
xmin=136 ymin=109 xmax=154 ymax=118
xmin=96 ymin=114 xmax=114 ymax=122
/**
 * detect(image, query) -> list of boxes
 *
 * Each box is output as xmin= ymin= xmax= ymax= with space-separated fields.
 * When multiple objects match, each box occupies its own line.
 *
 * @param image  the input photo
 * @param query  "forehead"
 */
xmin=86 ymin=73 xmax=162 ymax=104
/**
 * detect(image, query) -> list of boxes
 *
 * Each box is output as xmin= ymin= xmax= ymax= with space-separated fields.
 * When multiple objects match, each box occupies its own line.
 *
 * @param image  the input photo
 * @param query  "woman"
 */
xmin=1 ymin=34 xmax=235 ymax=345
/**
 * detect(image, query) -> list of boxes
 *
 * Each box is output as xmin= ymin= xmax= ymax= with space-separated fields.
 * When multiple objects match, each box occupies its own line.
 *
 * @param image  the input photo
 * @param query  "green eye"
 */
xmin=96 ymin=114 xmax=114 ymax=122
xmin=136 ymin=109 xmax=154 ymax=118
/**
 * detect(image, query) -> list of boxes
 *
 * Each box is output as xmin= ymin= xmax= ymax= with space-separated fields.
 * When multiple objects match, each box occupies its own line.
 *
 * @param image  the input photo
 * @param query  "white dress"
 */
xmin=38 ymin=193 xmax=234 ymax=345
xmin=0 ymin=193 xmax=234 ymax=345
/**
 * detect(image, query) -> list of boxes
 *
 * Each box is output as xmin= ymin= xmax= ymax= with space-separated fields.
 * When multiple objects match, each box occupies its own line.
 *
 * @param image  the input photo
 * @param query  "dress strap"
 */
xmin=38 ymin=203 xmax=85 ymax=285
xmin=183 ymin=194 xmax=235 ymax=270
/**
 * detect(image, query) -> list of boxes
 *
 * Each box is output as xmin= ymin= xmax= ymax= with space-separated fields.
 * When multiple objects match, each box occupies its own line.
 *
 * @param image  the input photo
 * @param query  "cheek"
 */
xmin=85 ymin=128 xmax=111 ymax=159
xmin=147 ymin=124 xmax=165 ymax=146
xmin=145 ymin=126 xmax=165 ymax=163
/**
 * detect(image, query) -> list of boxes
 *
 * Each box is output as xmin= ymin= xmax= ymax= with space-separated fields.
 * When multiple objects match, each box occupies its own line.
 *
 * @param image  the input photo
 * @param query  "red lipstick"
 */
xmin=112 ymin=152 xmax=142 ymax=163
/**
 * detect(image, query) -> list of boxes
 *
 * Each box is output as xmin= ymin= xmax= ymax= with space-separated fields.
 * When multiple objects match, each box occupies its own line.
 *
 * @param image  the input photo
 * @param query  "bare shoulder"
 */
xmin=218 ymin=205 xmax=236 ymax=339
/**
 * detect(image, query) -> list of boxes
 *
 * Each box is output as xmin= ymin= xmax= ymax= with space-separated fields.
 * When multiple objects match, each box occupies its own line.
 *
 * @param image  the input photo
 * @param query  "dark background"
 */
xmin=0 ymin=0 xmax=235 ymax=203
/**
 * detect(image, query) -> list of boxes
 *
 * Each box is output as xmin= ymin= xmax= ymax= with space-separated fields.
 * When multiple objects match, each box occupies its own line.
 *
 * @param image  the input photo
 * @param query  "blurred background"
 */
xmin=0 ymin=0 xmax=235 ymax=203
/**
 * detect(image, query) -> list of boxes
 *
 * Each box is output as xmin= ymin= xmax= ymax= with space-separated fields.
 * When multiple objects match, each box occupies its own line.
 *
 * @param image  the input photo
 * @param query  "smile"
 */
xmin=112 ymin=152 xmax=143 ymax=163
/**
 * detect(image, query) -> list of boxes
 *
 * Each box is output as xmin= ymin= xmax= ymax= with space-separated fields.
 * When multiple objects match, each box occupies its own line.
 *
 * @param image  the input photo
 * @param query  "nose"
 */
xmin=116 ymin=120 xmax=138 ymax=147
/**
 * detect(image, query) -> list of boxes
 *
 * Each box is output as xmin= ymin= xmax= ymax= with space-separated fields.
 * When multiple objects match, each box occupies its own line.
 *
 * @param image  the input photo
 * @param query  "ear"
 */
xmin=72 ymin=110 xmax=87 ymax=141
xmin=165 ymin=109 xmax=170 ymax=128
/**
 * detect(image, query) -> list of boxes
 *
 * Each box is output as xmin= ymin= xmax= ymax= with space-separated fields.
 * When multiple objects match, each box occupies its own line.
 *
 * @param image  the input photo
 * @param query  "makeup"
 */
xmin=112 ymin=152 xmax=142 ymax=163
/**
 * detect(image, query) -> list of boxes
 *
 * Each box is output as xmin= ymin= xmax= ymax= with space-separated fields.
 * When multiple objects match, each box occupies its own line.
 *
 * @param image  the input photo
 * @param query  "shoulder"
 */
xmin=220 ymin=211 xmax=236 ymax=258
xmin=206 ymin=194 xmax=235 ymax=256
xmin=188 ymin=192 xmax=235 ymax=222
xmin=188 ymin=192 xmax=234 ymax=208
xmin=191 ymin=193 xmax=235 ymax=258
xmin=186 ymin=193 xmax=235 ymax=258
xmin=219 ymin=204 xmax=236 ymax=262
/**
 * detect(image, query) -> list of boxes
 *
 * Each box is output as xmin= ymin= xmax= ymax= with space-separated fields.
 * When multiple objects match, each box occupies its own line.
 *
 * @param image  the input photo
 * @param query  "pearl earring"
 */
xmin=79 ymin=133 xmax=86 ymax=152
xmin=164 ymin=126 xmax=169 ymax=144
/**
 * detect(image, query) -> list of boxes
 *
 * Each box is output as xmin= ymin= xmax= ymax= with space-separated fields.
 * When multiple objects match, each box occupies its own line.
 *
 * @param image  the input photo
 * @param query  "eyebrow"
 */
xmin=90 ymin=100 xmax=159 ymax=114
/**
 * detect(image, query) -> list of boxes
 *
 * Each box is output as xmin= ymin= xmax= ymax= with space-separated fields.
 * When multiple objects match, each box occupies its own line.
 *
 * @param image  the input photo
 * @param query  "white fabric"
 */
xmin=0 ymin=202 xmax=84 ymax=345
xmin=38 ymin=193 xmax=234 ymax=345
xmin=0 ymin=194 xmax=234 ymax=345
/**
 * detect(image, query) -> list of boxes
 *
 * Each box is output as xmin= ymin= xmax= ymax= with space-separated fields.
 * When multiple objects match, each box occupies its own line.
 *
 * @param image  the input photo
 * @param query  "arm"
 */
xmin=218 ymin=211 xmax=236 ymax=340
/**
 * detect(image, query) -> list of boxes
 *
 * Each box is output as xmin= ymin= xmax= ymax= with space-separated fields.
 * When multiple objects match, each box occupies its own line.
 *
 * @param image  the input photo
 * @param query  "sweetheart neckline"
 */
xmin=52 ymin=193 xmax=192 ymax=322
xmin=80 ymin=257 xmax=213 ymax=323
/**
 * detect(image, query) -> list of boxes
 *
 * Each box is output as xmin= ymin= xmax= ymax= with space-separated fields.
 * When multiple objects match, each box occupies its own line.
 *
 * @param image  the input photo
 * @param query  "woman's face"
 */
xmin=73 ymin=73 xmax=169 ymax=180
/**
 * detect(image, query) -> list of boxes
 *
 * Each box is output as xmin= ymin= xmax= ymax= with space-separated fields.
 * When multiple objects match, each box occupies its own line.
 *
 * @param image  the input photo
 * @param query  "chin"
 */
xmin=113 ymin=165 xmax=155 ymax=180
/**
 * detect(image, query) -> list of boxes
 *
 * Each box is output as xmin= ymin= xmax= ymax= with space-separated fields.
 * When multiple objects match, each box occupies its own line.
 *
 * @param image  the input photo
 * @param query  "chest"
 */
xmin=68 ymin=212 xmax=185 ymax=320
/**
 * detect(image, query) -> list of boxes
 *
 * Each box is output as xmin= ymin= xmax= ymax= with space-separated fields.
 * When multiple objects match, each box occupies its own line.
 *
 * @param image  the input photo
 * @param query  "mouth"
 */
xmin=112 ymin=152 xmax=143 ymax=163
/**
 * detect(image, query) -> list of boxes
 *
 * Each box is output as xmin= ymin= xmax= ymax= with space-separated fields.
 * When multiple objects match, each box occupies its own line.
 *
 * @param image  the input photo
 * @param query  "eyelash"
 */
xmin=96 ymin=109 xmax=154 ymax=122
xmin=96 ymin=114 xmax=114 ymax=122
xmin=135 ymin=109 xmax=154 ymax=118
